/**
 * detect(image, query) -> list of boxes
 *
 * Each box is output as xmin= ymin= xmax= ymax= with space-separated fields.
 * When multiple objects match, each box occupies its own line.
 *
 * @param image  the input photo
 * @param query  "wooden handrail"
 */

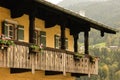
xmin=0 ymin=42 xmax=98 ymax=75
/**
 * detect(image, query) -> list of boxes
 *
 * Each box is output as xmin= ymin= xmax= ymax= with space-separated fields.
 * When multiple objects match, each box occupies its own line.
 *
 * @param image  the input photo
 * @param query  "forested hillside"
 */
xmin=76 ymin=47 xmax=120 ymax=80
xmin=59 ymin=0 xmax=120 ymax=46
xmin=59 ymin=1 xmax=120 ymax=80
xmin=59 ymin=0 xmax=120 ymax=28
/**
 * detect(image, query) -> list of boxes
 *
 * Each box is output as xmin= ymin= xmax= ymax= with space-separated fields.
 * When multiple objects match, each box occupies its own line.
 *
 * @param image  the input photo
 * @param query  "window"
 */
xmin=40 ymin=31 xmax=46 ymax=47
xmin=65 ymin=38 xmax=68 ymax=50
xmin=2 ymin=21 xmax=15 ymax=39
xmin=33 ymin=30 xmax=46 ymax=47
xmin=2 ymin=20 xmax=24 ymax=41
xmin=33 ymin=30 xmax=39 ymax=44
xmin=54 ymin=35 xmax=61 ymax=49
xmin=54 ymin=35 xmax=68 ymax=50
xmin=17 ymin=25 xmax=24 ymax=41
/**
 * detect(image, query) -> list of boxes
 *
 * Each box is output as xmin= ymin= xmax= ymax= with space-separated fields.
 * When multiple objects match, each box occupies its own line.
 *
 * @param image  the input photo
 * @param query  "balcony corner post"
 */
xmin=60 ymin=25 xmax=66 ymax=50
xmin=29 ymin=10 xmax=36 ymax=43
xmin=73 ymin=33 xmax=79 ymax=53
xmin=84 ymin=31 xmax=89 ymax=54
xmin=28 ymin=8 xmax=36 ymax=74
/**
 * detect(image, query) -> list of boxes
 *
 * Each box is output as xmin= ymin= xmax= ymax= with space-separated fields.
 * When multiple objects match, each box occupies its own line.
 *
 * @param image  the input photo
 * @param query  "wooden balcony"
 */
xmin=0 ymin=41 xmax=98 ymax=76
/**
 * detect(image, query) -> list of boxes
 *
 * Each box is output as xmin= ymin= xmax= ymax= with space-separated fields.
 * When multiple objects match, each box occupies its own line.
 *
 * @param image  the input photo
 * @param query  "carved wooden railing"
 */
xmin=0 ymin=42 xmax=98 ymax=75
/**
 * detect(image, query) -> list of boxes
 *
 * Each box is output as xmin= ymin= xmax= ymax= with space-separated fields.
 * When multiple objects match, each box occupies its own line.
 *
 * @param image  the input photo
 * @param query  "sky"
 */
xmin=45 ymin=0 xmax=109 ymax=4
xmin=45 ymin=0 xmax=63 ymax=4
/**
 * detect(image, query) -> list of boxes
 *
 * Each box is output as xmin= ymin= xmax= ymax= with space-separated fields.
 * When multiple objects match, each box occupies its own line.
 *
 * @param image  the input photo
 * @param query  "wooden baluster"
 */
xmin=96 ymin=59 xmax=98 ymax=74
xmin=88 ymin=61 xmax=91 ymax=78
xmin=63 ymin=52 xmax=66 ymax=76
xmin=31 ymin=54 xmax=35 ymax=74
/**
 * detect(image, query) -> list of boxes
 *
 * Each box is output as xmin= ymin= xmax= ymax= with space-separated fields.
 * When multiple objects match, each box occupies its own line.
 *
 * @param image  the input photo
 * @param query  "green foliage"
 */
xmin=114 ymin=70 xmax=120 ymax=80
xmin=60 ymin=0 xmax=120 ymax=47
xmin=74 ymin=53 xmax=96 ymax=64
xmin=102 ymin=65 xmax=109 ymax=80
xmin=74 ymin=53 xmax=84 ymax=58
xmin=93 ymin=42 xmax=106 ymax=48
xmin=0 ymin=39 xmax=14 ymax=46
xmin=59 ymin=1 xmax=120 ymax=79
xmin=59 ymin=0 xmax=120 ymax=28
xmin=30 ymin=44 xmax=40 ymax=50
xmin=77 ymin=47 xmax=120 ymax=80
xmin=30 ymin=44 xmax=43 ymax=53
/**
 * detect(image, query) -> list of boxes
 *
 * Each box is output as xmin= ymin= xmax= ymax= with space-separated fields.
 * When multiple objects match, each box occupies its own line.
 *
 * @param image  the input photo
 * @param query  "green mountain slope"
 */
xmin=58 ymin=0 xmax=120 ymax=28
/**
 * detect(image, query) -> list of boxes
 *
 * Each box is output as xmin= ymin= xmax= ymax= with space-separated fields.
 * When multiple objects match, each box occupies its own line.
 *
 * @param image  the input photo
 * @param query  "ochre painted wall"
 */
xmin=0 ymin=7 xmax=75 ymax=80
xmin=0 ymin=7 xmax=74 ymax=51
xmin=0 ymin=68 xmax=75 ymax=80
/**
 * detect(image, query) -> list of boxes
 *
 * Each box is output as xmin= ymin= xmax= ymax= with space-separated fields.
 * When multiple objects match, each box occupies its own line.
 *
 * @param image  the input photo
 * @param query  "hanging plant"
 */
xmin=0 ymin=34 xmax=14 ymax=49
xmin=73 ymin=53 xmax=97 ymax=64
xmin=29 ymin=44 xmax=43 ymax=53
xmin=74 ymin=53 xmax=84 ymax=61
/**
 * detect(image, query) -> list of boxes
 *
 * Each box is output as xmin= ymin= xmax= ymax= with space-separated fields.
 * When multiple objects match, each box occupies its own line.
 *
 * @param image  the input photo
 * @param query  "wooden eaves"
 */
xmin=0 ymin=0 xmax=118 ymax=34
xmin=35 ymin=0 xmax=118 ymax=34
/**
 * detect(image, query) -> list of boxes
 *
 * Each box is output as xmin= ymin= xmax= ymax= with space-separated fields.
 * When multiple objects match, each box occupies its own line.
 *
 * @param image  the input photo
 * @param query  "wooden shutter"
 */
xmin=40 ymin=31 xmax=46 ymax=47
xmin=33 ymin=30 xmax=38 ymax=44
xmin=54 ymin=35 xmax=68 ymax=50
xmin=2 ymin=21 xmax=15 ymax=39
xmin=1 ymin=21 xmax=8 ymax=37
xmin=65 ymin=38 xmax=68 ymax=50
xmin=17 ymin=25 xmax=24 ymax=41
xmin=54 ymin=35 xmax=61 ymax=49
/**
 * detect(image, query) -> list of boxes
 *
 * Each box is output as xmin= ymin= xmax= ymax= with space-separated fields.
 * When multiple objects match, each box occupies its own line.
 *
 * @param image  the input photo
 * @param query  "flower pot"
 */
xmin=0 ymin=44 xmax=8 ymax=49
xmin=30 ymin=48 xmax=40 ymax=53
xmin=74 ymin=55 xmax=80 ymax=61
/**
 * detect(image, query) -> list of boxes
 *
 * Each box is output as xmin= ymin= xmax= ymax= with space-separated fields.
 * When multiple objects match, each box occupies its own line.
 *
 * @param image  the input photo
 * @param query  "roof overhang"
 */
xmin=0 ymin=0 xmax=118 ymax=34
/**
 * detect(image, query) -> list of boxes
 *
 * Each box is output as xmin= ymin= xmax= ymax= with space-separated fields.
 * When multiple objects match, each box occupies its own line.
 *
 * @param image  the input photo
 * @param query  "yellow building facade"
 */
xmin=0 ymin=7 xmax=75 ymax=80
xmin=0 ymin=68 xmax=75 ymax=80
xmin=0 ymin=0 xmax=117 ymax=79
xmin=0 ymin=7 xmax=74 ymax=51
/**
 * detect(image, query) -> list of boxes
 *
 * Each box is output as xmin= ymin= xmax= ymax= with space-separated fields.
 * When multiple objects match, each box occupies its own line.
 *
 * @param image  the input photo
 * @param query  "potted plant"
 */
xmin=84 ymin=54 xmax=97 ymax=64
xmin=73 ymin=53 xmax=96 ymax=64
xmin=0 ymin=34 xmax=14 ymax=49
xmin=30 ymin=44 xmax=43 ymax=53
xmin=74 ymin=53 xmax=84 ymax=61
xmin=89 ymin=55 xmax=96 ymax=64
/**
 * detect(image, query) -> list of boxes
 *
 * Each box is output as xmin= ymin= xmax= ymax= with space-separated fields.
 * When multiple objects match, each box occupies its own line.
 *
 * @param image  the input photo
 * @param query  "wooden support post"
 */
xmin=29 ymin=13 xmax=35 ymax=43
xmin=101 ymin=31 xmax=104 ymax=37
xmin=60 ymin=26 xmax=66 ymax=50
xmin=29 ymin=9 xmax=36 ymax=74
xmin=73 ymin=34 xmax=78 ymax=52
xmin=84 ymin=31 xmax=89 ymax=54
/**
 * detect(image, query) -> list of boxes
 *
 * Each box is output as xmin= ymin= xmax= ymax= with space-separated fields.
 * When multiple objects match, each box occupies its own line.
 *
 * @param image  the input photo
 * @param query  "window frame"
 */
xmin=40 ymin=31 xmax=46 ymax=47
xmin=2 ymin=20 xmax=24 ymax=41
xmin=33 ymin=30 xmax=46 ymax=47
xmin=17 ymin=25 xmax=24 ymax=41
xmin=54 ymin=35 xmax=68 ymax=50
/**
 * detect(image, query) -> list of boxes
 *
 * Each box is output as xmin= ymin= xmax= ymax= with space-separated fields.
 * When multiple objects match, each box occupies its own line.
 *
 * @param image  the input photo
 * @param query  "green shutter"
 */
xmin=40 ymin=31 xmax=46 ymax=47
xmin=2 ymin=21 xmax=8 ymax=37
xmin=37 ymin=31 xmax=41 ymax=45
xmin=33 ymin=30 xmax=38 ymax=44
xmin=54 ymin=35 xmax=60 ymax=49
xmin=54 ymin=35 xmax=57 ymax=48
xmin=17 ymin=25 xmax=24 ymax=41
xmin=65 ymin=38 xmax=68 ymax=50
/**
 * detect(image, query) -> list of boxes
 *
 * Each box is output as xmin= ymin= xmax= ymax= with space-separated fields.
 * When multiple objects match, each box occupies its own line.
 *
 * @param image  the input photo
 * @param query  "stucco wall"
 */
xmin=0 ymin=6 xmax=76 ymax=80
xmin=0 ymin=68 xmax=75 ymax=80
xmin=0 ymin=7 xmax=74 ymax=51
